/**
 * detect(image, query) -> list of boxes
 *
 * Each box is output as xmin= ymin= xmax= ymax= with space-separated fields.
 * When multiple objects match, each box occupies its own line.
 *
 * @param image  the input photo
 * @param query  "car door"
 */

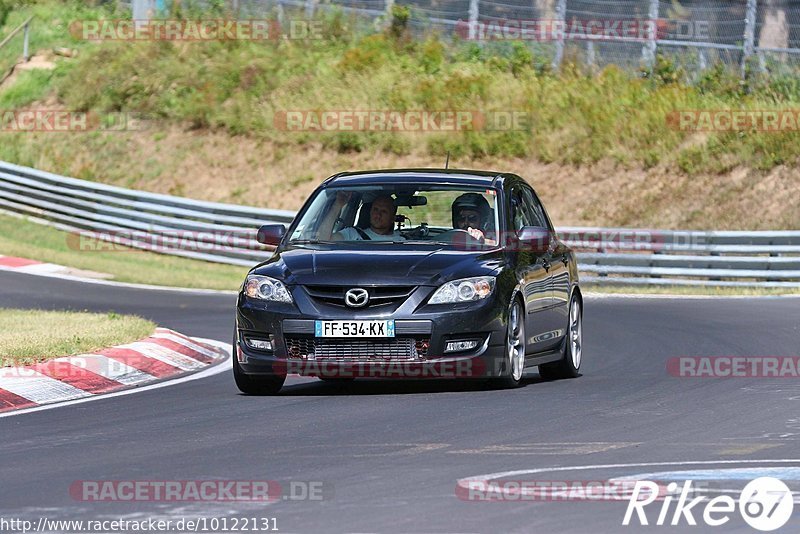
xmin=510 ymin=186 xmax=554 ymax=354
xmin=528 ymin=187 xmax=570 ymax=323
xmin=518 ymin=185 xmax=565 ymax=352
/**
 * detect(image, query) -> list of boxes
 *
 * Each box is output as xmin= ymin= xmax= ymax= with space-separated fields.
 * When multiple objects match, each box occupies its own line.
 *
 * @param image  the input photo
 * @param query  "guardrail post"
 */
xmin=552 ymin=0 xmax=566 ymax=71
xmin=468 ymin=0 xmax=479 ymax=41
xmin=642 ymin=0 xmax=659 ymax=68
xmin=22 ymin=21 xmax=30 ymax=62
xmin=742 ymin=0 xmax=758 ymax=78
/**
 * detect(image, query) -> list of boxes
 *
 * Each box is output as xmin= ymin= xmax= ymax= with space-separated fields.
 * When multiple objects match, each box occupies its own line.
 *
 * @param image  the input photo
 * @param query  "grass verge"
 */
xmin=0 ymin=308 xmax=155 ymax=366
xmin=0 ymin=213 xmax=249 ymax=290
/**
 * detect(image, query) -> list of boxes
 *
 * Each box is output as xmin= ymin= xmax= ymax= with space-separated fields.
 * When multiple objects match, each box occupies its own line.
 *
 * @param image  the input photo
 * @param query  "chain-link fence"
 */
xmin=129 ymin=0 xmax=800 ymax=77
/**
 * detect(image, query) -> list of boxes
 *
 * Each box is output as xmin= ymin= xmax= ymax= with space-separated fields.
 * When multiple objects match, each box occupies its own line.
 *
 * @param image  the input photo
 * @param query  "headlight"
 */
xmin=428 ymin=276 xmax=495 ymax=304
xmin=244 ymin=275 xmax=293 ymax=303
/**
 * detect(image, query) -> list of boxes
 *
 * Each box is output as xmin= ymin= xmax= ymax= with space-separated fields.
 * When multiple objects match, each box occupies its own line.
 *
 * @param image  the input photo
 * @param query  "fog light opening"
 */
xmin=245 ymin=337 xmax=273 ymax=351
xmin=444 ymin=339 xmax=481 ymax=354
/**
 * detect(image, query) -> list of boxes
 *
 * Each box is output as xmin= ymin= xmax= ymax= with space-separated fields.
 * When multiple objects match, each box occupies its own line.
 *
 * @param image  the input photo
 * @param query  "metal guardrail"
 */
xmin=0 ymin=160 xmax=294 ymax=267
xmin=1 ymin=160 xmax=799 ymax=287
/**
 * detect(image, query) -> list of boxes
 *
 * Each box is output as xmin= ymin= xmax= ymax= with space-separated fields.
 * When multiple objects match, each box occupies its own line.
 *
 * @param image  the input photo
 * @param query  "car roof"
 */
xmin=323 ymin=168 xmax=513 ymax=188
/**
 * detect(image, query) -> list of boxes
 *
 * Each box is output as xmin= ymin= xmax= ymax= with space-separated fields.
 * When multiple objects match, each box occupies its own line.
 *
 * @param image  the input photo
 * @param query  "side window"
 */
xmin=511 ymin=188 xmax=533 ymax=231
xmin=521 ymin=187 xmax=548 ymax=228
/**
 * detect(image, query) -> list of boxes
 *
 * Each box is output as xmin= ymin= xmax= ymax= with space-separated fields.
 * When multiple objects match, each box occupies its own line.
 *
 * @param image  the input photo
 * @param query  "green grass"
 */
xmin=0 ymin=308 xmax=155 ymax=366
xmin=0 ymin=213 xmax=248 ymax=290
xmin=0 ymin=67 xmax=54 ymax=107
xmin=42 ymin=9 xmax=800 ymax=174
xmin=1 ymin=1 xmax=799 ymax=175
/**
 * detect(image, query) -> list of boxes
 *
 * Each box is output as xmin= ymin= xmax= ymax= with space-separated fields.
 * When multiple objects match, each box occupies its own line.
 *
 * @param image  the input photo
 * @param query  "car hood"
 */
xmin=252 ymin=245 xmax=503 ymax=286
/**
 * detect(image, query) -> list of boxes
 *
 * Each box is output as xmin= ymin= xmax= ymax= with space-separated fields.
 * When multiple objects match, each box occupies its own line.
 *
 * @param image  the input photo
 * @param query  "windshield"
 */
xmin=288 ymin=185 xmax=500 ymax=247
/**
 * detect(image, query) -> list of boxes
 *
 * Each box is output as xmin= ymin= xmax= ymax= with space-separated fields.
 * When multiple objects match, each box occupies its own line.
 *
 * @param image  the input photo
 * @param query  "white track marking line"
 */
xmin=0 ymin=264 xmax=237 ymax=295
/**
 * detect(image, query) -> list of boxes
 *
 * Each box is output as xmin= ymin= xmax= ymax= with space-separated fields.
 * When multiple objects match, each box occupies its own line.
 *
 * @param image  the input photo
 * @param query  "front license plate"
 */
xmin=315 ymin=320 xmax=395 ymax=338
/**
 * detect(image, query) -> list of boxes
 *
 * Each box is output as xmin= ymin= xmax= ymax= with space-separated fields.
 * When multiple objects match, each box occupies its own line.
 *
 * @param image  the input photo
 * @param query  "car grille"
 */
xmin=303 ymin=285 xmax=416 ymax=309
xmin=284 ymin=336 xmax=430 ymax=361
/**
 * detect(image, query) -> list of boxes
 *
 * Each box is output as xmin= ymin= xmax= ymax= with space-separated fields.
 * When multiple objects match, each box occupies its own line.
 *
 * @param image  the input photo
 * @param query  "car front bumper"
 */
xmin=235 ymin=289 xmax=510 ymax=379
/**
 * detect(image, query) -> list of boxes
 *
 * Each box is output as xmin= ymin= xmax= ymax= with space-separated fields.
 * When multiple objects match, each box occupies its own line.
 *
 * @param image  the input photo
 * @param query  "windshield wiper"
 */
xmin=289 ymin=239 xmax=336 ymax=245
xmin=398 ymin=240 xmax=449 ymax=245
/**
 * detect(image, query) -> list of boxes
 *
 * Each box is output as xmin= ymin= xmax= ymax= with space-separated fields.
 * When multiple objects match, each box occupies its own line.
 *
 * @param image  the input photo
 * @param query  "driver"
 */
xmin=452 ymin=193 xmax=494 ymax=244
xmin=332 ymin=193 xmax=403 ymax=241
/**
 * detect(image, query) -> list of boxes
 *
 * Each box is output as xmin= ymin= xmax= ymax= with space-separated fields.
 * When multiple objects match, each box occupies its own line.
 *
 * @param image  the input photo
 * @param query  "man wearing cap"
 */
xmin=451 ymin=193 xmax=495 ymax=244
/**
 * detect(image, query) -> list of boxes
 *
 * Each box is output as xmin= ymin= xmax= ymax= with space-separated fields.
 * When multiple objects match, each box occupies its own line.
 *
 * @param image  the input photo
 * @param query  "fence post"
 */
xmin=468 ymin=0 xmax=479 ymax=41
xmin=131 ymin=0 xmax=152 ymax=21
xmin=22 ymin=21 xmax=30 ymax=62
xmin=277 ymin=0 xmax=285 ymax=27
xmin=586 ymin=41 xmax=595 ymax=70
xmin=552 ymin=0 xmax=566 ymax=71
xmin=305 ymin=0 xmax=317 ymax=19
xmin=742 ymin=0 xmax=758 ymax=78
xmin=642 ymin=0 xmax=659 ymax=67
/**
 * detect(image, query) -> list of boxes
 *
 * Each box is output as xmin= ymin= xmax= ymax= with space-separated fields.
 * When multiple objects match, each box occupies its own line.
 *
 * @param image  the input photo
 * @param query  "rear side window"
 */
xmin=510 ymin=188 xmax=533 ymax=232
xmin=521 ymin=187 xmax=548 ymax=228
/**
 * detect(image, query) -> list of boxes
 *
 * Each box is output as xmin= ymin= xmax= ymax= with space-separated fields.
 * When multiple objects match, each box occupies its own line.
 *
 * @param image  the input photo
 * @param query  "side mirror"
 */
xmin=516 ymin=226 xmax=551 ymax=254
xmin=256 ymin=224 xmax=286 ymax=246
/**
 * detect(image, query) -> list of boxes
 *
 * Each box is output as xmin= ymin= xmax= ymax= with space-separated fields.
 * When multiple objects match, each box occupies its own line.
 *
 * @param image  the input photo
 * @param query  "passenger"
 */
xmin=328 ymin=193 xmax=403 ymax=241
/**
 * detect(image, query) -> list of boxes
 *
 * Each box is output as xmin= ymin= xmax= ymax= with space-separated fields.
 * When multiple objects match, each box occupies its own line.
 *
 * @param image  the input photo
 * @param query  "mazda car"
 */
xmin=234 ymin=169 xmax=582 ymax=394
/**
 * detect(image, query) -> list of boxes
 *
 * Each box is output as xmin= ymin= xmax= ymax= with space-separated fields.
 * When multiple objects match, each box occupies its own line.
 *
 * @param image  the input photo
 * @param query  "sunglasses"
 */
xmin=456 ymin=214 xmax=481 ymax=224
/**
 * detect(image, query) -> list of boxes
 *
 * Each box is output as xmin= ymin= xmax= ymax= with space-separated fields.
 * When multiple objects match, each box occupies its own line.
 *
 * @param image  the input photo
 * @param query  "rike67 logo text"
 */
xmin=624 ymin=478 xmax=794 ymax=531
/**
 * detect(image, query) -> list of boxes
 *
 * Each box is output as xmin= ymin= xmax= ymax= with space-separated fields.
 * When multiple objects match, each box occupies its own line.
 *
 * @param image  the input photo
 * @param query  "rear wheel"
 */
xmin=232 ymin=337 xmax=285 ymax=395
xmin=538 ymin=295 xmax=582 ymax=380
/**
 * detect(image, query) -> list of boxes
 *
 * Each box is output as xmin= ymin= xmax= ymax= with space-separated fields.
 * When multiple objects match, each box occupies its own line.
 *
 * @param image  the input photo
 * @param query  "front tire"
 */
xmin=538 ymin=294 xmax=582 ymax=380
xmin=232 ymin=338 xmax=286 ymax=395
xmin=492 ymin=300 xmax=526 ymax=389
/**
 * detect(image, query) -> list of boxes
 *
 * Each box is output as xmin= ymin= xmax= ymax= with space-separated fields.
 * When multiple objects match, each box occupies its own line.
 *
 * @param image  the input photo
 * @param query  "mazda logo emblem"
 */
xmin=344 ymin=288 xmax=369 ymax=308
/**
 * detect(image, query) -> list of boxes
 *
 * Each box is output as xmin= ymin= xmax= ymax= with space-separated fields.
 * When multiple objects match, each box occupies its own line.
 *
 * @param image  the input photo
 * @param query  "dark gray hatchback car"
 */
xmin=234 ymin=169 xmax=582 ymax=394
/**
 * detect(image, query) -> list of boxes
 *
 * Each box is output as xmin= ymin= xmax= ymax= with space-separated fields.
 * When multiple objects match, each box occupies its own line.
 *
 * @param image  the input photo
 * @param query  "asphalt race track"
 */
xmin=1 ymin=269 xmax=799 ymax=533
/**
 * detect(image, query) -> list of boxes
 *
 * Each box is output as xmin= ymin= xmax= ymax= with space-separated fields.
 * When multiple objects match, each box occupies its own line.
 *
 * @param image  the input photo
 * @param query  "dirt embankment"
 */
xmin=9 ymin=122 xmax=798 ymax=230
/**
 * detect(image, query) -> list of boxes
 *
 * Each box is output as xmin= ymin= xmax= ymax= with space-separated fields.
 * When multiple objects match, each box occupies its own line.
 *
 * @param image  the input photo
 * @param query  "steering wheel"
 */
xmin=437 ymin=228 xmax=484 ymax=244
